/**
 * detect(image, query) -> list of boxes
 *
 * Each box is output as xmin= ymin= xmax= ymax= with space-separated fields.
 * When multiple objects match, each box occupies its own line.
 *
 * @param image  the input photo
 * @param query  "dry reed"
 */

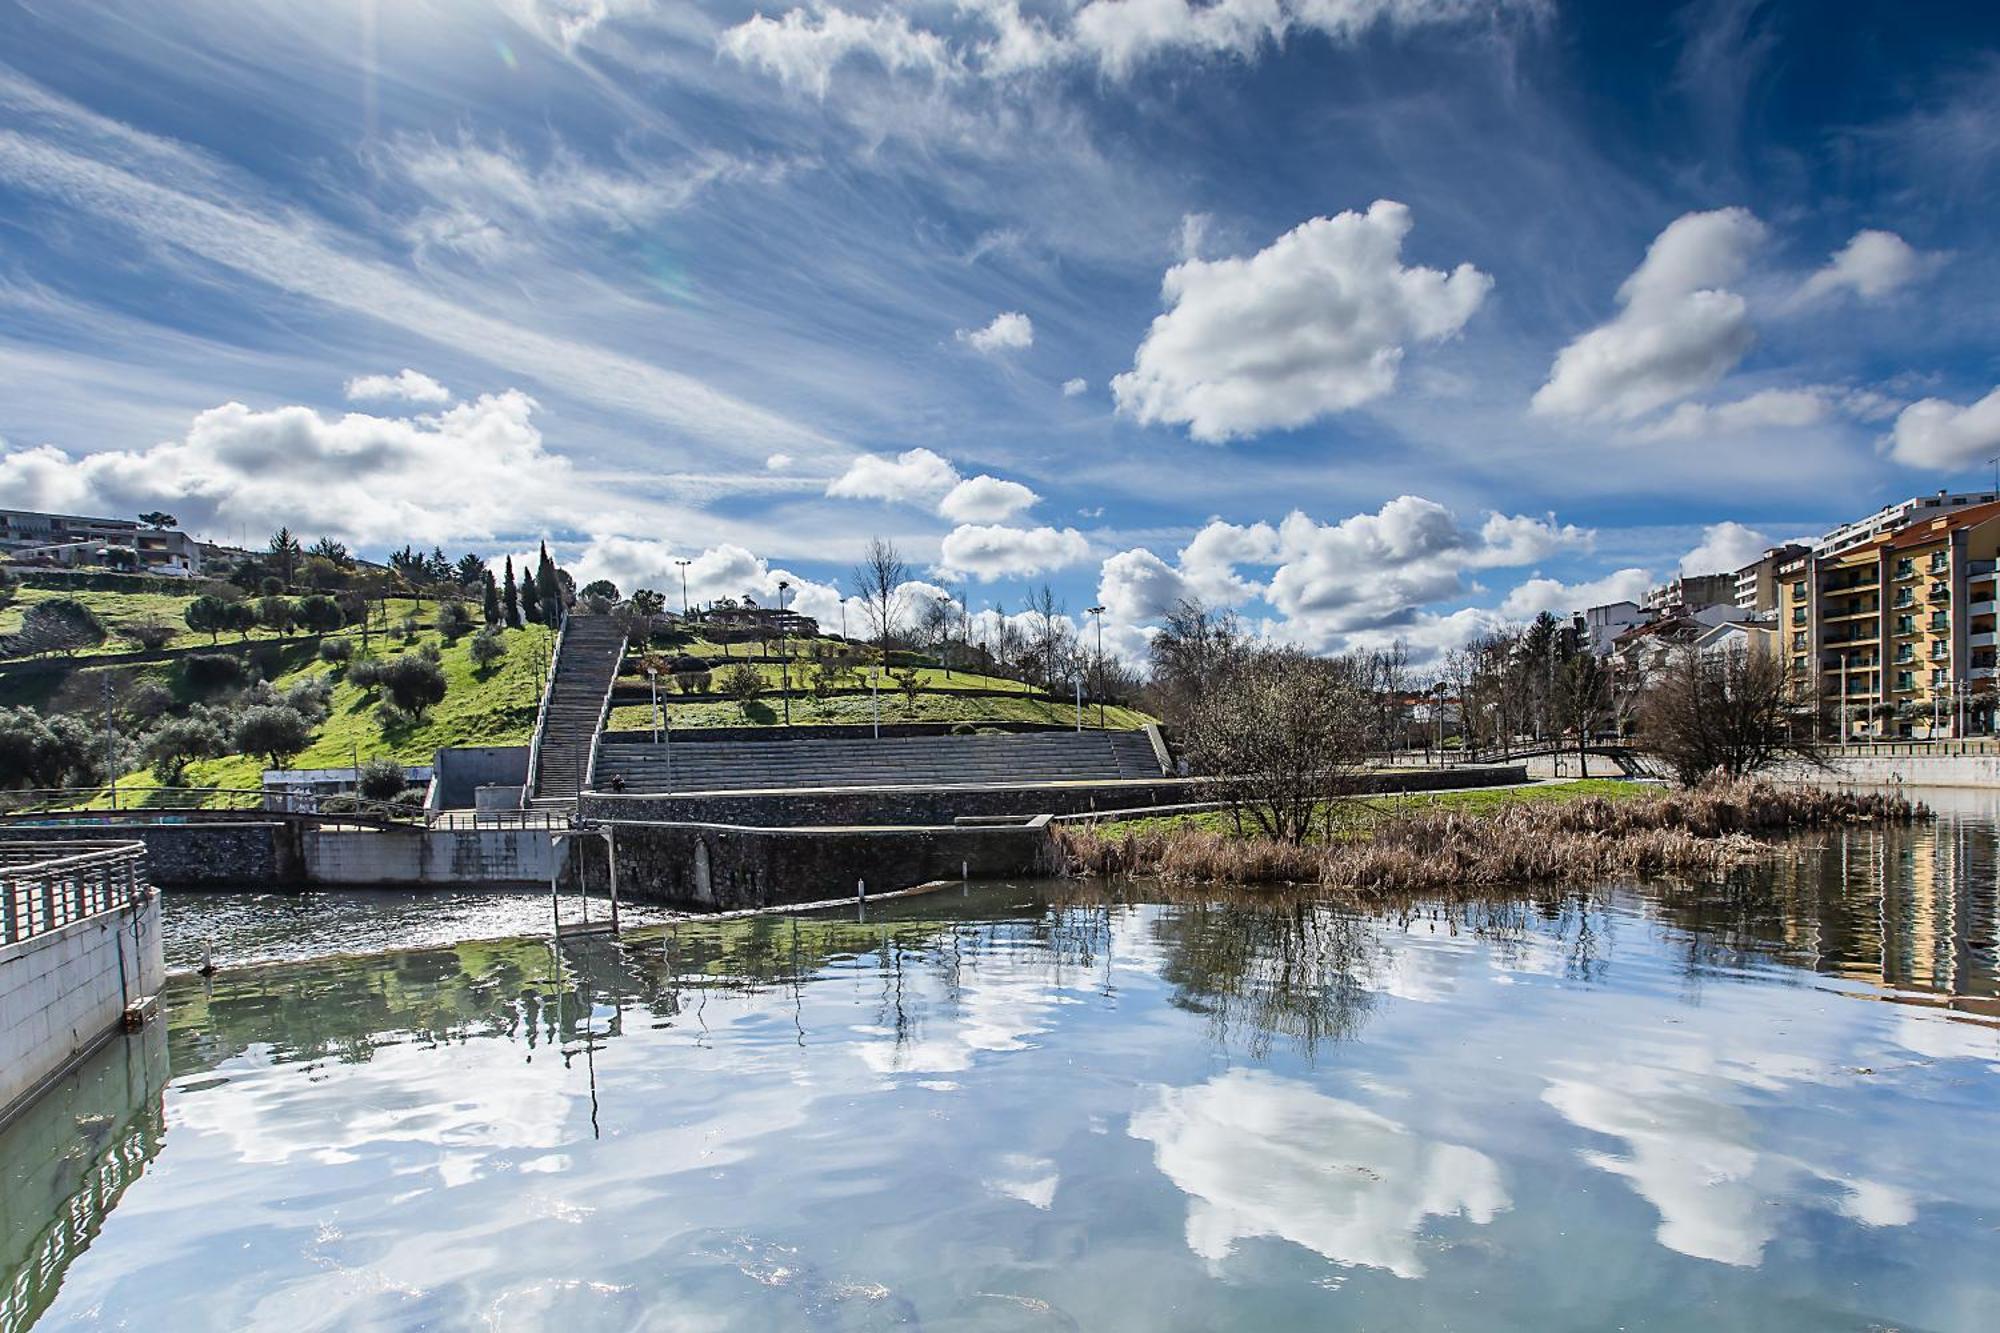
xmin=1045 ymin=781 xmax=1927 ymax=898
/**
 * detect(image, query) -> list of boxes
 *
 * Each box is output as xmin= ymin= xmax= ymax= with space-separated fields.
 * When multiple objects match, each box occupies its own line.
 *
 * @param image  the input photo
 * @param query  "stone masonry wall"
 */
xmin=0 ymin=823 xmax=298 ymax=887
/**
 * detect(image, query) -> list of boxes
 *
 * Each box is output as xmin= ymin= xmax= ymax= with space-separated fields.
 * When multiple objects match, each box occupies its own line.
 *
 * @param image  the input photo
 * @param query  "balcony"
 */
xmin=1822 ymin=604 xmax=1878 ymax=621
xmin=1972 ymin=559 xmax=1997 ymax=575
xmin=1973 ymin=631 xmax=1999 ymax=648
xmin=1929 ymin=583 xmax=1952 ymax=602
xmin=1821 ymin=631 xmax=1879 ymax=647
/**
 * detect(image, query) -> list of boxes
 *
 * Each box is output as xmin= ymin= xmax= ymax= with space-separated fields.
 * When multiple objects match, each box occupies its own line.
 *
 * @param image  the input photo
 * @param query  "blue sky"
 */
xmin=2 ymin=0 xmax=1998 ymax=661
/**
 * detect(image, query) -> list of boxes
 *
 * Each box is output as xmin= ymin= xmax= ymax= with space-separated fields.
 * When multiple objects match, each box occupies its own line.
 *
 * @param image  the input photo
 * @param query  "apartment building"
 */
xmin=0 ymin=508 xmax=204 ymax=575
xmin=1733 ymin=543 xmax=1809 ymax=612
xmin=1643 ymin=572 xmax=1735 ymax=614
xmin=1779 ymin=501 xmax=2000 ymax=738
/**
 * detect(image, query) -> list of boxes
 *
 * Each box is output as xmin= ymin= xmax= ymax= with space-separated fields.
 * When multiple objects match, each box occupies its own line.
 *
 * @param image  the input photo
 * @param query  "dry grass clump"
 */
xmin=1046 ymin=780 xmax=1926 ymax=897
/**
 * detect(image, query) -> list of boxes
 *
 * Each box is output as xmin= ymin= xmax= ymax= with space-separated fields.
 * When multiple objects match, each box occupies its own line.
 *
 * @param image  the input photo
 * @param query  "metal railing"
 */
xmin=1 ymin=840 xmax=149 ymax=948
xmin=581 ymin=632 xmax=628 ymax=795
xmin=0 ymin=786 xmax=571 ymax=831
xmin=521 ymin=607 xmax=570 ymax=807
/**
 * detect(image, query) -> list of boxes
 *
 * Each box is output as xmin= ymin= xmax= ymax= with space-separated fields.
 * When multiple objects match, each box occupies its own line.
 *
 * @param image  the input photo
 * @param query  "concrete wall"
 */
xmin=0 ymin=891 xmax=164 ymax=1127
xmin=301 ymin=827 xmax=563 ymax=886
xmin=578 ymin=764 xmax=1527 ymax=829
xmin=1772 ymin=753 xmax=2000 ymax=788
xmin=430 ymin=744 xmax=529 ymax=809
xmin=0 ymin=822 xmax=297 ymax=887
xmin=599 ymin=720 xmax=1105 ymax=745
xmin=585 ymin=819 xmax=1046 ymax=910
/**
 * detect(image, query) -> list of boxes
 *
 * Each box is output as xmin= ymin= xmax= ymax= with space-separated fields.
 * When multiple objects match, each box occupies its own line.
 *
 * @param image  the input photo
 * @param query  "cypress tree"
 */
xmin=483 ymin=570 xmax=501 ymax=626
xmin=534 ymin=541 xmax=561 ymax=612
xmin=502 ymin=557 xmax=521 ymax=628
xmin=522 ymin=570 xmax=543 ymax=624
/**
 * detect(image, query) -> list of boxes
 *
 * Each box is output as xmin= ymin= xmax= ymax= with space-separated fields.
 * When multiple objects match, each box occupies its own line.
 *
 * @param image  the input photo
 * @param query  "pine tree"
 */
xmin=502 ymin=558 xmax=521 ymax=628
xmin=483 ymin=570 xmax=501 ymax=626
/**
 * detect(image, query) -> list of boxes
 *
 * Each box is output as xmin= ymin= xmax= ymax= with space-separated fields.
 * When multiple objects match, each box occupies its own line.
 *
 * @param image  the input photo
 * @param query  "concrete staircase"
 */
xmin=526 ymin=616 xmax=626 ymax=808
xmin=593 ymin=730 xmax=1163 ymax=795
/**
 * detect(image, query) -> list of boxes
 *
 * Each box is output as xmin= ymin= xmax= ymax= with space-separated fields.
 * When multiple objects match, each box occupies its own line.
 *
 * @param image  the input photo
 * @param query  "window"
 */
xmin=1896 ymin=614 xmax=1916 ymax=635
xmin=1895 ymin=557 xmax=1915 ymax=578
xmin=1931 ymin=613 xmax=1950 ymax=631
xmin=1932 ymin=668 xmax=1949 ymax=688
xmin=1791 ymin=581 xmax=1807 ymax=598
xmin=1792 ymin=607 xmax=1808 ymax=625
xmin=1931 ymin=552 xmax=1949 ymax=572
xmin=1896 ymin=645 xmax=1914 ymax=663
xmin=1792 ymin=631 xmax=1807 ymax=650
xmin=1896 ymin=670 xmax=1915 ymax=691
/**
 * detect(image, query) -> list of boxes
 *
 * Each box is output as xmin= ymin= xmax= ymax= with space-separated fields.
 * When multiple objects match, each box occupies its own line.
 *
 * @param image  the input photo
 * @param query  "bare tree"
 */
xmin=1144 ymin=598 xmax=1250 ymax=732
xmin=1184 ymin=646 xmax=1371 ymax=844
xmin=1027 ymin=583 xmax=1070 ymax=693
xmin=1638 ymin=645 xmax=1822 ymax=784
xmin=851 ymin=537 xmax=906 ymax=660
xmin=1553 ymin=650 xmax=1614 ymax=776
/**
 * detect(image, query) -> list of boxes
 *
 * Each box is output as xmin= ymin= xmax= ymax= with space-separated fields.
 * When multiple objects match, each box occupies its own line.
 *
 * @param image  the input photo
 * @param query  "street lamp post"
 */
xmin=674 ymin=558 xmax=691 ymax=620
xmin=777 ymin=580 xmax=792 ymax=726
xmin=648 ymin=667 xmax=661 ymax=743
xmin=1086 ymin=604 xmax=1106 ymax=730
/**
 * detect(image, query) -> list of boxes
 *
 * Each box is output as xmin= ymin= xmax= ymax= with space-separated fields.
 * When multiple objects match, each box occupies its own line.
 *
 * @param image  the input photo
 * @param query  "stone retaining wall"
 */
xmin=583 ymin=819 xmax=1046 ymax=910
xmin=578 ymin=764 xmax=1527 ymax=829
xmin=0 ymin=822 xmax=298 ymax=887
xmin=300 ymin=827 xmax=562 ymax=887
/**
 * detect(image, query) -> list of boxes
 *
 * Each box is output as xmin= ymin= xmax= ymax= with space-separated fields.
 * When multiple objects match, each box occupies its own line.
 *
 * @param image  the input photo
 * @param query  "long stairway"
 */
xmin=526 ymin=616 xmax=627 ymax=808
xmin=594 ymin=729 xmax=1163 ymax=795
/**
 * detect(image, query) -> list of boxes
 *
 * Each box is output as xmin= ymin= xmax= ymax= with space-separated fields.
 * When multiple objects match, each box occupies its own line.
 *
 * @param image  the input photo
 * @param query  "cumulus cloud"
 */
xmin=1061 ymin=377 xmax=1088 ymax=397
xmin=938 ymin=523 xmax=1092 ymax=580
xmin=1681 ymin=520 xmax=1770 ymax=576
xmin=1098 ymin=547 xmax=1195 ymax=622
xmin=1262 ymin=496 xmax=1586 ymax=638
xmin=1796 ymin=228 xmax=1941 ymax=305
xmin=939 ymin=474 xmax=1038 ymax=523
xmin=1178 ymin=519 xmax=1282 ymax=604
xmin=0 ymin=391 xmax=570 ymax=548
xmin=1533 ymin=207 xmax=1767 ymax=422
xmin=957 ymin=310 xmax=1035 ymax=353
xmin=720 ymin=1 xmax=1537 ymax=88
xmin=825 ymin=446 xmax=961 ymax=503
xmin=1499 ymin=568 xmax=1651 ymax=618
xmin=765 ymin=452 xmax=793 ymax=470
xmin=1112 ymin=201 xmax=1492 ymax=441
xmin=344 ymin=368 xmax=451 ymax=404
xmin=1887 ymin=387 xmax=2000 ymax=469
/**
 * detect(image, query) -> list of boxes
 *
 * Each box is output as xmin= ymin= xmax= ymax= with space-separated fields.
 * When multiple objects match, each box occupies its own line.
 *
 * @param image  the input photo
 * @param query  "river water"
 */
xmin=4 ymin=791 xmax=1998 ymax=1331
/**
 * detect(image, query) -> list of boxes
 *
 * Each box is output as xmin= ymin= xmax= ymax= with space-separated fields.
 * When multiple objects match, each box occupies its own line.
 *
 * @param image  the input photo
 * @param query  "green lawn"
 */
xmin=0 ymin=586 xmax=203 ymax=656
xmin=97 ymin=622 xmax=554 ymax=803
xmin=622 ymin=661 xmax=1036 ymax=695
xmin=611 ymin=690 xmax=1153 ymax=731
xmin=1097 ymin=777 xmax=1651 ymax=840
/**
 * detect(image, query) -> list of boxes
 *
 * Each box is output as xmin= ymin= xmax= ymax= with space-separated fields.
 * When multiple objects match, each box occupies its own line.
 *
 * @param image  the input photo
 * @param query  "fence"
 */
xmin=0 ymin=840 xmax=150 ymax=948
xmin=0 ymin=787 xmax=571 ymax=831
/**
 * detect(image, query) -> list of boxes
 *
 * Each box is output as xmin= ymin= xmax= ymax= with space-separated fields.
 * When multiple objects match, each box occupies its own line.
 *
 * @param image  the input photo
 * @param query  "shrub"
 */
xmin=182 ymin=652 xmax=245 ymax=693
xmin=398 ymin=612 xmax=421 ymax=641
xmin=123 ymin=680 xmax=177 ymax=723
xmin=580 ymin=579 xmax=619 ymax=601
xmin=244 ymin=642 xmax=284 ymax=680
xmin=233 ymin=704 xmax=312 ymax=769
xmin=885 ymin=650 xmax=937 ymax=669
xmin=295 ymin=594 xmax=345 ymax=634
xmin=435 ymin=599 xmax=475 ymax=640
xmin=667 ymin=656 xmax=710 ymax=674
xmin=16 ymin=597 xmax=106 ymax=657
xmin=319 ymin=636 xmax=354 ymax=666
xmin=121 ymin=617 xmax=179 ymax=652
xmin=280 ymin=678 xmax=333 ymax=723
xmin=348 ymin=656 xmax=385 ymax=690
xmin=673 ymin=671 xmax=709 ymax=695
xmin=224 ymin=601 xmax=260 ymax=639
xmin=184 ymin=594 xmax=230 ymax=643
xmin=468 ymin=627 xmax=506 ymax=672
xmin=256 ymin=594 xmax=296 ymax=634
xmin=146 ymin=715 xmax=225 ymax=784
xmin=357 ymin=757 xmax=408 ymax=803
xmin=379 ymin=653 xmax=448 ymax=720
xmin=0 ymin=706 xmax=99 ymax=788
xmin=717 ymin=662 xmax=764 ymax=703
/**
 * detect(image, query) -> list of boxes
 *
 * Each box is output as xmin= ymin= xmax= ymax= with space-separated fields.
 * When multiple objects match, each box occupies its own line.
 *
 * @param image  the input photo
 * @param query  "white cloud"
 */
xmin=1887 ymin=387 xmax=2000 ymax=469
xmin=1533 ymin=207 xmax=1766 ymax=422
xmin=0 ymin=392 xmax=571 ymax=548
xmin=344 ymin=368 xmax=451 ymax=405
xmin=825 ymin=446 xmax=961 ymax=503
xmin=1499 ymin=568 xmax=1651 ymax=618
xmin=1179 ymin=518 xmax=1281 ymax=605
xmin=939 ymin=474 xmax=1038 ymax=523
xmin=1262 ymin=496 xmax=1585 ymax=637
xmin=717 ymin=6 xmax=955 ymax=97
xmin=938 ymin=523 xmax=1092 ymax=580
xmin=1098 ymin=547 xmax=1195 ymax=622
xmin=1629 ymin=387 xmax=1831 ymax=441
xmin=721 ymin=2 xmax=1539 ymax=87
xmin=1130 ymin=1070 xmax=1508 ymax=1279
xmin=1796 ymin=228 xmax=1941 ymax=305
xmin=1061 ymin=377 xmax=1088 ymax=397
xmin=1681 ymin=520 xmax=1770 ymax=576
xmin=957 ymin=310 xmax=1035 ymax=353
xmin=1112 ymin=200 xmax=1492 ymax=441
xmin=765 ymin=452 xmax=793 ymax=470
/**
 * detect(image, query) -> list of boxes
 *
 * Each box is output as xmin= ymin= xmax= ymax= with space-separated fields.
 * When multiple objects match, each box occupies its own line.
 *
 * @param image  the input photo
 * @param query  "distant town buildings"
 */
xmin=0 ymin=508 xmax=204 ymax=576
xmin=1574 ymin=491 xmax=2000 ymax=739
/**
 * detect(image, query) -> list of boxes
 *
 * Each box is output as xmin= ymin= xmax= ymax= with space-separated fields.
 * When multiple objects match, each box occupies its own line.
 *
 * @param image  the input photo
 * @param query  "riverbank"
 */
xmin=1046 ymin=780 xmax=1928 ymax=895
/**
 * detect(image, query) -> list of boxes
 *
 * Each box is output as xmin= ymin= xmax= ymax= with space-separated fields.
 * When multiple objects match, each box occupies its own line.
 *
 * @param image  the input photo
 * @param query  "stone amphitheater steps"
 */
xmin=527 ymin=616 xmax=627 ymax=804
xmin=592 ymin=730 xmax=1162 ymax=795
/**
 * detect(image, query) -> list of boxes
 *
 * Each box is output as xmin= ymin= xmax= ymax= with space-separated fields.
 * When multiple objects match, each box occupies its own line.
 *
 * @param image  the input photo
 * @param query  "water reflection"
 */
xmin=6 ymin=808 xmax=2000 ymax=1330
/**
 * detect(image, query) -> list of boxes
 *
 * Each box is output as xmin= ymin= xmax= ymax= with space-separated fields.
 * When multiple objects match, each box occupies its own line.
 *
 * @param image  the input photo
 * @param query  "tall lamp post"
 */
xmin=777 ymin=579 xmax=792 ymax=726
xmin=647 ymin=667 xmax=661 ymax=743
xmin=1086 ymin=604 xmax=1106 ymax=729
xmin=674 ymin=558 xmax=692 ymax=620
